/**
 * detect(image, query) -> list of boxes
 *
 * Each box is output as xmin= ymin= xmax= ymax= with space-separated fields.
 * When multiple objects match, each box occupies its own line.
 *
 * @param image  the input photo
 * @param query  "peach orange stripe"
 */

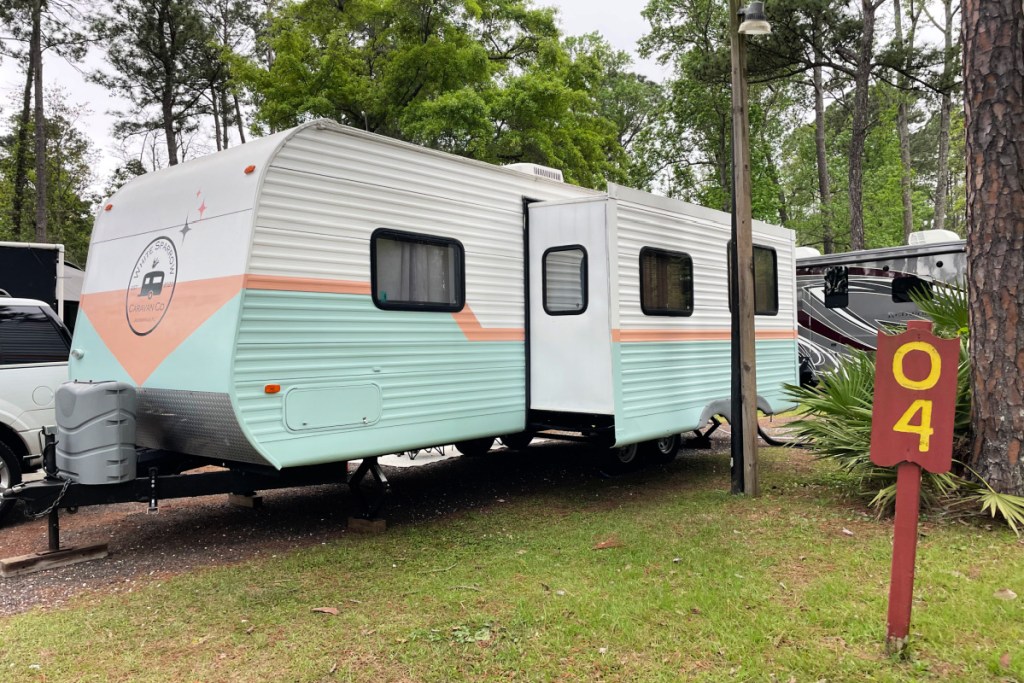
xmin=243 ymin=274 xmax=371 ymax=295
xmin=244 ymin=274 xmax=522 ymax=342
xmin=612 ymin=328 xmax=797 ymax=342
xmin=452 ymin=305 xmax=524 ymax=342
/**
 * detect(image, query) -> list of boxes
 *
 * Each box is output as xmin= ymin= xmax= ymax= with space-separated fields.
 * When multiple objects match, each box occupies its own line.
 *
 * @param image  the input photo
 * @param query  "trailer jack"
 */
xmin=347 ymin=457 xmax=390 ymax=530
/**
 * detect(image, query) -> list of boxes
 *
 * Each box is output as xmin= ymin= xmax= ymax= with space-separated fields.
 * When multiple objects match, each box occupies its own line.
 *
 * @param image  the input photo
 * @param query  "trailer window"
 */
xmin=892 ymin=275 xmax=932 ymax=303
xmin=728 ymin=243 xmax=779 ymax=316
xmin=543 ymin=246 xmax=588 ymax=315
xmin=0 ymin=305 xmax=70 ymax=365
xmin=640 ymin=247 xmax=693 ymax=316
xmin=824 ymin=266 xmax=849 ymax=309
xmin=371 ymin=229 xmax=464 ymax=312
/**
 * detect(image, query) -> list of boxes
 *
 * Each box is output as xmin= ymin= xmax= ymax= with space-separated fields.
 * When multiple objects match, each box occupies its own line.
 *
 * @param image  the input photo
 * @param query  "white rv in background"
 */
xmin=55 ymin=120 xmax=799 ymax=475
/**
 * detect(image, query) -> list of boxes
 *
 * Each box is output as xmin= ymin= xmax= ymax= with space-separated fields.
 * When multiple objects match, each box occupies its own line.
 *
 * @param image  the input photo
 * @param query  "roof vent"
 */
xmin=795 ymin=246 xmax=822 ymax=259
xmin=907 ymin=229 xmax=961 ymax=246
xmin=504 ymin=163 xmax=564 ymax=183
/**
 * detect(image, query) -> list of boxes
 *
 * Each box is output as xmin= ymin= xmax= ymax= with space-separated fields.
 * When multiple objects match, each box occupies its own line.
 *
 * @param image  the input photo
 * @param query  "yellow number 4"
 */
xmin=893 ymin=399 xmax=934 ymax=452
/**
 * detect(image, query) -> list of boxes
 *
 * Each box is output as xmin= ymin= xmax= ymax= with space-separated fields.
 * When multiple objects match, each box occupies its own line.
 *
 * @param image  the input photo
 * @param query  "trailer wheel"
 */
xmin=642 ymin=434 xmax=680 ymax=464
xmin=0 ymin=441 xmax=23 ymax=524
xmin=499 ymin=432 xmax=533 ymax=451
xmin=604 ymin=442 xmax=640 ymax=472
xmin=454 ymin=437 xmax=495 ymax=457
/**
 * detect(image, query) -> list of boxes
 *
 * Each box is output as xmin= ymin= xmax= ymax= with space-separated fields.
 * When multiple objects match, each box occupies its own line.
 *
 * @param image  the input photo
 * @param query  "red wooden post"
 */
xmin=869 ymin=320 xmax=958 ymax=655
xmin=886 ymin=461 xmax=922 ymax=652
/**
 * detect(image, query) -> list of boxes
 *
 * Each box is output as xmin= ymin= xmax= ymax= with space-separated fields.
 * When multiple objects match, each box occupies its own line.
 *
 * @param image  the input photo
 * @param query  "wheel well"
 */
xmin=0 ymin=423 xmax=29 ymax=459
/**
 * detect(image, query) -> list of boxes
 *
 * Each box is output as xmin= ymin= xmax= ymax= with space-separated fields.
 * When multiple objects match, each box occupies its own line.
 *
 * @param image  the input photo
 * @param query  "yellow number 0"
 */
xmin=893 ymin=399 xmax=934 ymax=452
xmin=892 ymin=341 xmax=941 ymax=390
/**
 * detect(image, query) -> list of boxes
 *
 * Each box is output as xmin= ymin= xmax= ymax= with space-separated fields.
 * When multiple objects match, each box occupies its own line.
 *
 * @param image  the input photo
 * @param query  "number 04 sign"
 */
xmin=869 ymin=320 xmax=959 ymax=654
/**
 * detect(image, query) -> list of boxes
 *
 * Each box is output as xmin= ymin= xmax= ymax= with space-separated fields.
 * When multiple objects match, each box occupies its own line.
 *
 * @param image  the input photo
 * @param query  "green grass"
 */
xmin=2 ymin=449 xmax=1023 ymax=682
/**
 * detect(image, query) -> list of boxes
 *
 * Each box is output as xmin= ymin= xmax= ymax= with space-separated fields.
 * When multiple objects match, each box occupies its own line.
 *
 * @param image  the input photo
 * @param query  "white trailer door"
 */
xmin=528 ymin=200 xmax=614 ymax=414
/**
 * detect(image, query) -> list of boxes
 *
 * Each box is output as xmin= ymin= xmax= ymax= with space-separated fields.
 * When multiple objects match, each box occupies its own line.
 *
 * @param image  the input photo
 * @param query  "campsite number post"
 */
xmin=869 ymin=320 xmax=959 ymax=654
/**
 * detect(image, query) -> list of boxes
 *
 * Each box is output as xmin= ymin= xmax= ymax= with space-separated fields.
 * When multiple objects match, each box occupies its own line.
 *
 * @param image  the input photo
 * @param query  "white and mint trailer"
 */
xmin=1 ymin=121 xmax=800 ymax=548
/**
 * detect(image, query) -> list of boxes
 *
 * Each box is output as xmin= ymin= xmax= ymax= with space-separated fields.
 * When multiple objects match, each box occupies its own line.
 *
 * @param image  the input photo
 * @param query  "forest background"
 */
xmin=0 ymin=0 xmax=964 ymax=267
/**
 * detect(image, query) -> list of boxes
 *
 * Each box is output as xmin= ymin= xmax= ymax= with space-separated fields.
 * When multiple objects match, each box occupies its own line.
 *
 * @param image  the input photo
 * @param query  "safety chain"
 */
xmin=29 ymin=476 xmax=72 ymax=519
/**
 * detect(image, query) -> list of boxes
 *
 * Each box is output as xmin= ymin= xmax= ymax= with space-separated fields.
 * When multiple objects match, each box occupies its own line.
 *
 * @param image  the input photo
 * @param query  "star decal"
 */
xmin=181 ymin=215 xmax=192 ymax=241
xmin=198 ymin=199 xmax=207 ymax=220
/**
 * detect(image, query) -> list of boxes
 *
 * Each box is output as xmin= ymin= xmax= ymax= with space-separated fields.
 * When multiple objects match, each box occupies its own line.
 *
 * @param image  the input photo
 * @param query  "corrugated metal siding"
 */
xmin=233 ymin=290 xmax=524 ymax=464
xmin=234 ymin=124 xmax=596 ymax=463
xmin=612 ymin=197 xmax=799 ymax=442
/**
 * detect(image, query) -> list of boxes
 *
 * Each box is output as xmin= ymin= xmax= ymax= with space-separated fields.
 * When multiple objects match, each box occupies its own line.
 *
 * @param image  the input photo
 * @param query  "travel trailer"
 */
xmin=796 ymin=230 xmax=965 ymax=378
xmin=2 ymin=120 xmax=799 ymax=541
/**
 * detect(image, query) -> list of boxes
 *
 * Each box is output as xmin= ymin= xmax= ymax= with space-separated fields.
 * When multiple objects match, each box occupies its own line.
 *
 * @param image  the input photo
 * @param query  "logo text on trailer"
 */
xmin=126 ymin=237 xmax=178 ymax=336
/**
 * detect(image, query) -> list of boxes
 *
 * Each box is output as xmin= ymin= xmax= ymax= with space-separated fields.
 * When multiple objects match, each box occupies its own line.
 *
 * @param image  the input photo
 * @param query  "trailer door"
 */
xmin=528 ymin=199 xmax=614 ymax=414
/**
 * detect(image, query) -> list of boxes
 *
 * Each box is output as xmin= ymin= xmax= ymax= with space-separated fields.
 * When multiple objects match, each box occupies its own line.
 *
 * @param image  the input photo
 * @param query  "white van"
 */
xmin=0 ymin=297 xmax=70 ymax=520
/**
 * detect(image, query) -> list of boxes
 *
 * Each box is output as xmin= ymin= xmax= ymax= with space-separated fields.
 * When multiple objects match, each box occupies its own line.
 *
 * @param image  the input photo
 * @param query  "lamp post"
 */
xmin=729 ymin=1 xmax=770 ymax=496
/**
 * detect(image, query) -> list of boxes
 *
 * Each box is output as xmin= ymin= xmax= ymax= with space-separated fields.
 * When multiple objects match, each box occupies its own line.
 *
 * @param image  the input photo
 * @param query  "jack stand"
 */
xmin=347 ymin=457 xmax=390 ymax=533
xmin=0 ymin=430 xmax=109 ymax=577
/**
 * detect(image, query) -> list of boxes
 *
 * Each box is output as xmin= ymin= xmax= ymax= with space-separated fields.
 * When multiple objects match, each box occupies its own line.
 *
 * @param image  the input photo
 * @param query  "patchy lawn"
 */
xmin=1 ymin=447 xmax=1022 ymax=682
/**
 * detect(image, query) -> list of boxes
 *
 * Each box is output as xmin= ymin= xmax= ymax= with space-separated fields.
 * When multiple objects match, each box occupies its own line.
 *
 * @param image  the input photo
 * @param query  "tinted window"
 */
xmin=371 ymin=229 xmax=464 ymax=312
xmin=640 ymin=247 xmax=694 ymax=316
xmin=728 ymin=243 xmax=779 ymax=316
xmin=892 ymin=276 xmax=932 ymax=303
xmin=824 ymin=266 xmax=849 ymax=309
xmin=0 ymin=306 xmax=70 ymax=365
xmin=543 ymin=246 xmax=587 ymax=315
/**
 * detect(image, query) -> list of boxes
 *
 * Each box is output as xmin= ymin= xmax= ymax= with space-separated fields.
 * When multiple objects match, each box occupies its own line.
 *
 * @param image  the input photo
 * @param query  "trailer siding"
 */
xmin=233 ymin=124 xmax=591 ymax=466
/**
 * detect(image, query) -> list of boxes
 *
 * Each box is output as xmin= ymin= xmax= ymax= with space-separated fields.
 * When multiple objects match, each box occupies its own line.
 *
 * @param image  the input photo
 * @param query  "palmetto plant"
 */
xmin=785 ymin=283 xmax=1024 ymax=534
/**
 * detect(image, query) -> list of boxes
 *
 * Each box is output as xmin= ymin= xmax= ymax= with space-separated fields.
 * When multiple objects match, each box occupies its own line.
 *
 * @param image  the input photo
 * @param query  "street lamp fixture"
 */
xmin=738 ymin=2 xmax=772 ymax=35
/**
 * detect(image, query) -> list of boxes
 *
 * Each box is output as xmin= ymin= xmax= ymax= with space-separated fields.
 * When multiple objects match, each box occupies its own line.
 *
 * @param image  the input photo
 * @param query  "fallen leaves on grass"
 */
xmin=993 ymin=588 xmax=1017 ymax=601
xmin=312 ymin=607 xmax=339 ymax=615
xmin=593 ymin=536 xmax=624 ymax=550
xmin=1000 ymin=652 xmax=1011 ymax=669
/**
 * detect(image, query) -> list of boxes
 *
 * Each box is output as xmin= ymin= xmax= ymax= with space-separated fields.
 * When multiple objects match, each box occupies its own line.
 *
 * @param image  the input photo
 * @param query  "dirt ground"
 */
xmin=0 ymin=419 xmax=799 ymax=617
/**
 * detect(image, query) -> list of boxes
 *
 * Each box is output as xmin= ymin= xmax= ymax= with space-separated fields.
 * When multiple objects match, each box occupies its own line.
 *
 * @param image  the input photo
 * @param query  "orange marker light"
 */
xmin=244 ymin=165 xmax=256 ymax=174
xmin=264 ymin=384 xmax=281 ymax=394
xmin=105 ymin=203 xmax=113 ymax=211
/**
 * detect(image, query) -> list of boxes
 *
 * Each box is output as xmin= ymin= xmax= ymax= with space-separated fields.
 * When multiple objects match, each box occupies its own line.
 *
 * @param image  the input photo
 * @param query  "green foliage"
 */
xmin=230 ymin=0 xmax=643 ymax=188
xmin=785 ymin=283 xmax=1024 ymax=533
xmin=0 ymin=89 xmax=97 ymax=264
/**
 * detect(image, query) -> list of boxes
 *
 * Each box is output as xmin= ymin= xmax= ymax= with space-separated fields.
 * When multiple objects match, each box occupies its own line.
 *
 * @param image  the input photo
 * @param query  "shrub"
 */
xmin=785 ymin=283 xmax=1024 ymax=534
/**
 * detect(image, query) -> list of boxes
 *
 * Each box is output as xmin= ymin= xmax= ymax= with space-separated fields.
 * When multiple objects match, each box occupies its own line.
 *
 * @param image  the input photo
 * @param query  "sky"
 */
xmin=0 ymin=0 xmax=669 ymax=194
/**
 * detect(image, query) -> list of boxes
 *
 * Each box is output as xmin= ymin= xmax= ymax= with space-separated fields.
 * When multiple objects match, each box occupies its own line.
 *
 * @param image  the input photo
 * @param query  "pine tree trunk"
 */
xmin=211 ymin=88 xmax=223 ymax=152
xmin=813 ymin=63 xmax=833 ymax=253
xmin=963 ymin=0 xmax=1024 ymax=495
xmin=233 ymin=92 xmax=246 ymax=143
xmin=933 ymin=93 xmax=951 ymax=232
xmin=220 ymin=89 xmax=230 ymax=149
xmin=10 ymin=61 xmax=34 ymax=240
xmin=848 ymin=0 xmax=879 ymax=251
xmin=893 ymin=0 xmax=914 ymax=243
xmin=933 ymin=0 xmax=955 ymax=233
xmin=31 ymin=0 xmax=47 ymax=243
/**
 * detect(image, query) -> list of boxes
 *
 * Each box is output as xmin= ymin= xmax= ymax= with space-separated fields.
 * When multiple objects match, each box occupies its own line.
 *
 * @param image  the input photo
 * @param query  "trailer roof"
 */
xmin=796 ymin=240 xmax=965 ymax=267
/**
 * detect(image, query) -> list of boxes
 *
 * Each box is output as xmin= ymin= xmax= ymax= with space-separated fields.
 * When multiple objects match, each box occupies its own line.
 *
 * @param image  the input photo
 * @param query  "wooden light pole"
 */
xmin=728 ymin=0 xmax=768 ymax=496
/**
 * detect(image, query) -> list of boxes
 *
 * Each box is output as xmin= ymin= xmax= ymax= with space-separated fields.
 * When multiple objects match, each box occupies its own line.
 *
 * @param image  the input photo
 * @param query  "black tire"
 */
xmin=0 ymin=441 xmax=24 ymax=524
xmin=604 ymin=442 xmax=641 ymax=472
xmin=499 ymin=432 xmax=533 ymax=451
xmin=454 ymin=437 xmax=495 ymax=457
xmin=641 ymin=434 xmax=680 ymax=464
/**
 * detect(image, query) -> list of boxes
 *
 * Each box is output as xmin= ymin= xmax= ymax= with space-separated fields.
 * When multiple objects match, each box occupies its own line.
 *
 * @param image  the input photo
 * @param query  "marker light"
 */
xmin=105 ymin=204 xmax=113 ymax=211
xmin=264 ymin=384 xmax=281 ymax=394
xmin=244 ymin=165 xmax=256 ymax=174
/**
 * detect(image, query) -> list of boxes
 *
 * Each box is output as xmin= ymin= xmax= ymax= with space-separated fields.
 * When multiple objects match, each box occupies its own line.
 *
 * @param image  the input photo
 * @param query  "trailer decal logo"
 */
xmin=126 ymin=237 xmax=178 ymax=336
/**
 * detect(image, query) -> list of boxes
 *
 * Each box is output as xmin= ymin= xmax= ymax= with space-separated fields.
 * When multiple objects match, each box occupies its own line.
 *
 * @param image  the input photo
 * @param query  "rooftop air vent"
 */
xmin=795 ymin=246 xmax=822 ymax=259
xmin=504 ymin=163 xmax=564 ymax=183
xmin=907 ymin=229 xmax=961 ymax=246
